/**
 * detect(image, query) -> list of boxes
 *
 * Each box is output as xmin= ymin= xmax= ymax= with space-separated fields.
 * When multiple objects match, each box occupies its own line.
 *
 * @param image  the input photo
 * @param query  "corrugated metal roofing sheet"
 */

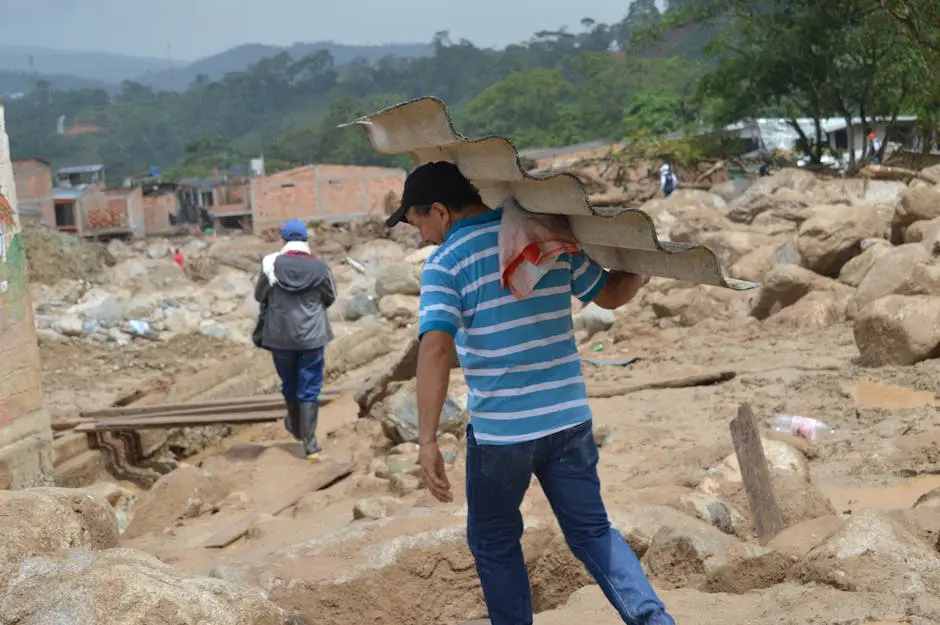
xmin=57 ymin=164 xmax=105 ymax=175
xmin=344 ymin=97 xmax=756 ymax=291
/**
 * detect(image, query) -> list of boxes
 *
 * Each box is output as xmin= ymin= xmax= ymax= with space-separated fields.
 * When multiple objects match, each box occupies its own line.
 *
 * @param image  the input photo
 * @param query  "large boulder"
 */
xmin=346 ymin=239 xmax=406 ymax=276
xmin=845 ymin=243 xmax=930 ymax=319
xmin=898 ymin=262 xmax=940 ymax=297
xmin=729 ymin=188 xmax=813 ymax=226
xmin=668 ymin=207 xmax=740 ymax=260
xmin=811 ymin=179 xmax=907 ymax=208
xmin=905 ymin=215 xmax=940 ymax=248
xmin=729 ymin=239 xmax=800 ymax=283
xmin=643 ymin=518 xmax=769 ymax=589
xmin=124 ymin=465 xmax=231 ymax=540
xmin=837 ymin=238 xmax=893 ymax=286
xmin=796 ymin=510 xmax=940 ymax=595
xmin=647 ymin=285 xmax=750 ymax=327
xmin=325 ymin=323 xmax=396 ymax=380
xmin=895 ymin=185 xmax=940 ymax=228
xmin=375 ymin=262 xmax=421 ymax=297
xmin=382 ymin=379 xmax=467 ymax=444
xmin=797 ymin=204 xmax=888 ymax=277
xmin=853 ymin=295 xmax=940 ymax=366
xmin=573 ymin=303 xmax=616 ymax=339
xmin=0 ymin=548 xmax=295 ymax=625
xmin=378 ymin=294 xmax=420 ymax=322
xmin=710 ymin=178 xmax=753 ymax=202
xmin=0 ymin=488 xmax=119 ymax=588
xmin=761 ymin=289 xmax=848 ymax=330
xmin=750 ymin=265 xmax=850 ymax=320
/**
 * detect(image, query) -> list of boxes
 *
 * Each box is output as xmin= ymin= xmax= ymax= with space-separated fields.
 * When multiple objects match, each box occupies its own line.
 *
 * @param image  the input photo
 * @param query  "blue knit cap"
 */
xmin=280 ymin=219 xmax=308 ymax=242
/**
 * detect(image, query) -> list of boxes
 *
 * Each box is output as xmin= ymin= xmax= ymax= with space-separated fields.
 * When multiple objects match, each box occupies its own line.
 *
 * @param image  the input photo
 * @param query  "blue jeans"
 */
xmin=272 ymin=347 xmax=325 ymax=403
xmin=466 ymin=420 xmax=674 ymax=625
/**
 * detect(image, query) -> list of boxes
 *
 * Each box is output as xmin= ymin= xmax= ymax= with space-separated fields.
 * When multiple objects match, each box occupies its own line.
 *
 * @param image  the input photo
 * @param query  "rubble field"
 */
xmin=6 ymin=166 xmax=940 ymax=624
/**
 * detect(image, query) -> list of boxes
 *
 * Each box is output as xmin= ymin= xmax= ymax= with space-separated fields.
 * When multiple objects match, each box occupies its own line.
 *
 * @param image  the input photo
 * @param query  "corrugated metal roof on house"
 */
xmin=53 ymin=186 xmax=92 ymax=201
xmin=57 ymin=164 xmax=105 ymax=175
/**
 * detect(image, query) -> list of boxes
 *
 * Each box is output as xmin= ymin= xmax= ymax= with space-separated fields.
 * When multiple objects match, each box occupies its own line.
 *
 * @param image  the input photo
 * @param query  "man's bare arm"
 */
xmin=416 ymin=330 xmax=455 ymax=444
xmin=592 ymin=271 xmax=650 ymax=310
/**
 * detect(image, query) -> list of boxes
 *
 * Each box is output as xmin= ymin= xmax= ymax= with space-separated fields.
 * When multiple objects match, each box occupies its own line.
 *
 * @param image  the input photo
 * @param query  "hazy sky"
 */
xmin=1 ymin=0 xmax=635 ymax=60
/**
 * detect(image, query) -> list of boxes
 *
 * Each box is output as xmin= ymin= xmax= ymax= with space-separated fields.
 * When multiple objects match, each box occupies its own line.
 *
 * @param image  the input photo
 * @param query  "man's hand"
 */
xmin=418 ymin=441 xmax=453 ymax=502
xmin=592 ymin=271 xmax=650 ymax=309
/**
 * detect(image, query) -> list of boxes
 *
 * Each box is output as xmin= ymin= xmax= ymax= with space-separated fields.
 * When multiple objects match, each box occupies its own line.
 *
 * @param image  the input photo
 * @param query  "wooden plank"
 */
xmin=729 ymin=403 xmax=786 ymax=544
xmin=202 ymin=460 xmax=352 ymax=549
xmin=589 ymin=370 xmax=736 ymax=399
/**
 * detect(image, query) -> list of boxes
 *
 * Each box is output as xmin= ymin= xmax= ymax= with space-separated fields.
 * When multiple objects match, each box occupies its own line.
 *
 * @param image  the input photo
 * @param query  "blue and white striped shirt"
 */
xmin=418 ymin=207 xmax=608 ymax=445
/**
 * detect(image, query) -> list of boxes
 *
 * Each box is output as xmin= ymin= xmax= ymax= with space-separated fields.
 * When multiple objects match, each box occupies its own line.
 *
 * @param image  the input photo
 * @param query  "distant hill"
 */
xmin=0 ymin=70 xmax=107 ymax=97
xmin=135 ymin=41 xmax=434 ymax=91
xmin=0 ymin=45 xmax=185 ymax=84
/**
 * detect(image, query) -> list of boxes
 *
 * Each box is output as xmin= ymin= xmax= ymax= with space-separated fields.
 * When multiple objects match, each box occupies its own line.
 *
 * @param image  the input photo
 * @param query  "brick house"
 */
xmin=249 ymin=164 xmax=405 ymax=233
xmin=11 ymin=158 xmax=53 ymax=226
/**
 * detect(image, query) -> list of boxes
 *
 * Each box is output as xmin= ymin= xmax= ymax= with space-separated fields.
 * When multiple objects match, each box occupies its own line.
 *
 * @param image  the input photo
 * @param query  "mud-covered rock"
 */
xmin=573 ymin=303 xmax=616 ymax=338
xmin=797 ymin=204 xmax=888 ymax=277
xmin=838 ymin=238 xmax=893 ymax=287
xmin=124 ymin=465 xmax=230 ymax=539
xmin=750 ymin=265 xmax=850 ymax=320
xmin=378 ymin=294 xmax=420 ymax=321
xmin=382 ymin=379 xmax=467 ymax=444
xmin=846 ymin=243 xmax=930 ymax=319
xmin=796 ymin=510 xmax=940 ymax=595
xmin=0 ymin=548 xmax=296 ymax=625
xmin=0 ymin=487 xmax=119 ymax=588
xmin=896 ymin=185 xmax=940 ymax=228
xmin=644 ymin=518 xmax=768 ymax=588
xmin=853 ymin=295 xmax=940 ymax=366
xmin=375 ymin=262 xmax=421 ymax=297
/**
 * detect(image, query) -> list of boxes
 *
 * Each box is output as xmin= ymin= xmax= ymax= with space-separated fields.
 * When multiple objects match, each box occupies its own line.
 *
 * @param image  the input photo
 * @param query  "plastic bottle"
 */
xmin=771 ymin=414 xmax=836 ymax=441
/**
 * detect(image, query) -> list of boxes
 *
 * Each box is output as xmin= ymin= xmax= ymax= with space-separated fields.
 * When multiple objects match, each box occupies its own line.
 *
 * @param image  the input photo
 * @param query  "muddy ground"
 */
xmin=21 ymin=167 xmax=940 ymax=624
xmin=40 ymin=303 xmax=940 ymax=624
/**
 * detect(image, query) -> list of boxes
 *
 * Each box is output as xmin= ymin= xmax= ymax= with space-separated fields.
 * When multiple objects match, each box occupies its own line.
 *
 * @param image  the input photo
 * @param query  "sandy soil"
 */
xmin=101 ymin=317 xmax=940 ymax=625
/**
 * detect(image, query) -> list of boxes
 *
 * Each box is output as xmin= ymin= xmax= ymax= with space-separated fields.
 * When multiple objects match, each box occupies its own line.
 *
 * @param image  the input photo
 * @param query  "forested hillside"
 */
xmin=5 ymin=0 xmax=937 ymax=182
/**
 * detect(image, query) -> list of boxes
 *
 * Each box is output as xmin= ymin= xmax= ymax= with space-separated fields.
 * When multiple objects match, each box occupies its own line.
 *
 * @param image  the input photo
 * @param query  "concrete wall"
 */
xmin=143 ymin=193 xmax=176 ymax=236
xmin=0 ymin=104 xmax=54 ymax=489
xmin=250 ymin=164 xmax=405 ymax=233
xmin=11 ymin=159 xmax=53 ymax=226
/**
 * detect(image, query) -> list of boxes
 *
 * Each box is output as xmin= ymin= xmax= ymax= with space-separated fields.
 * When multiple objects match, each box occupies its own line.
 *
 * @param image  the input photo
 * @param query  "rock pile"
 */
xmin=0 ymin=487 xmax=299 ymax=624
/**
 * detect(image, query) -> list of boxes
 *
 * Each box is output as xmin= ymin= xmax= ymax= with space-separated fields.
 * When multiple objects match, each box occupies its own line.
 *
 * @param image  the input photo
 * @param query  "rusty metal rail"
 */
xmin=55 ymin=389 xmax=343 ymax=432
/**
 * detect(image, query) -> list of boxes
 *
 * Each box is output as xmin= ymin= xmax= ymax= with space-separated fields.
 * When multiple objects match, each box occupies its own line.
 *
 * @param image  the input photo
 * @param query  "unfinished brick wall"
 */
xmin=11 ymin=158 xmax=53 ymax=225
xmin=143 ymin=193 xmax=176 ymax=235
xmin=251 ymin=164 xmax=405 ymax=232
xmin=0 ymin=104 xmax=54 ymax=489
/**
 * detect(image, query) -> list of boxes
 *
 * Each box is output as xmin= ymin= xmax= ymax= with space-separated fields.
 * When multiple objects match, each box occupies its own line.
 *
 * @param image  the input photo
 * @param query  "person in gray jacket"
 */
xmin=254 ymin=219 xmax=336 ymax=459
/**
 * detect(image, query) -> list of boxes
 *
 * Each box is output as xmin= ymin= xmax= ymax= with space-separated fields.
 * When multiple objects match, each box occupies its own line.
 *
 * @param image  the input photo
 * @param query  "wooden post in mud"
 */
xmin=729 ymin=403 xmax=786 ymax=544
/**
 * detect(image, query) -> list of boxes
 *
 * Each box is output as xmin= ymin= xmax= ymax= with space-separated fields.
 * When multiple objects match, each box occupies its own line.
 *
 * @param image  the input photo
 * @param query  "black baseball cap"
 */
xmin=386 ymin=161 xmax=481 ymax=227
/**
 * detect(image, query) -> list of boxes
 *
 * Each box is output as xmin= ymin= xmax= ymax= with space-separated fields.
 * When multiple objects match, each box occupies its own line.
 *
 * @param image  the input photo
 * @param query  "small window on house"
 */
xmin=201 ymin=191 xmax=214 ymax=206
xmin=54 ymin=202 xmax=75 ymax=227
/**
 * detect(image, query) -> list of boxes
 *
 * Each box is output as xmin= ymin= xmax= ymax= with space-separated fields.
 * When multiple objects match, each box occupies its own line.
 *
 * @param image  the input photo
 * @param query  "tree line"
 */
xmin=5 ymin=0 xmax=938 ymax=183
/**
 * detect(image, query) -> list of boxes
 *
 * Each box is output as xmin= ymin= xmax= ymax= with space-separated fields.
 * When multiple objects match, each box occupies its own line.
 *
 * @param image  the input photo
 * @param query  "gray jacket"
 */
xmin=254 ymin=243 xmax=336 ymax=351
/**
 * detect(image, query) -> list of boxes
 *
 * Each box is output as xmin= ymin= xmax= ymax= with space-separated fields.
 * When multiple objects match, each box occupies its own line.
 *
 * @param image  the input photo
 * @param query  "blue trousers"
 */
xmin=271 ymin=347 xmax=325 ymax=403
xmin=466 ymin=420 xmax=674 ymax=625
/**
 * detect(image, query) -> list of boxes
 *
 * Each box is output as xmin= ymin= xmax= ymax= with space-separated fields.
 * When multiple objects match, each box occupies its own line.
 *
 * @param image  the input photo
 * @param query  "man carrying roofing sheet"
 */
xmin=385 ymin=160 xmax=675 ymax=625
